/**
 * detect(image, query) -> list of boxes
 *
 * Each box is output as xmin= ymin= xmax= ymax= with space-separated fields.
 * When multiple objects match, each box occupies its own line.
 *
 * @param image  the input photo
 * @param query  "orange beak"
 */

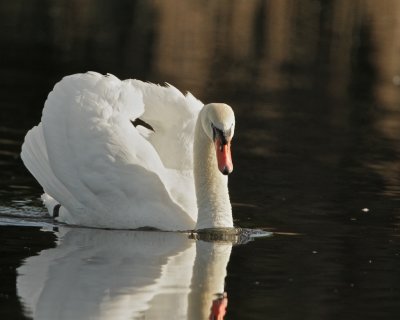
xmin=215 ymin=138 xmax=233 ymax=175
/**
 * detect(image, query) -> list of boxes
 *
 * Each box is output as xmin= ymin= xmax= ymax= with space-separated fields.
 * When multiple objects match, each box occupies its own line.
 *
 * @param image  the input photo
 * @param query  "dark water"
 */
xmin=1 ymin=1 xmax=400 ymax=319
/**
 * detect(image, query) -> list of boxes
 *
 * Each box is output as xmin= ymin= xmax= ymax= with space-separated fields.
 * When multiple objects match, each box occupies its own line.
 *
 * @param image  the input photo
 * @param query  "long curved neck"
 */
xmin=193 ymin=110 xmax=233 ymax=229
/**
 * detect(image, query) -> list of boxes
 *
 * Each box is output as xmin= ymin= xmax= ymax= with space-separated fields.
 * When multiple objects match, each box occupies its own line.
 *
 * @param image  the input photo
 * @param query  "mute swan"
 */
xmin=21 ymin=72 xmax=235 ymax=231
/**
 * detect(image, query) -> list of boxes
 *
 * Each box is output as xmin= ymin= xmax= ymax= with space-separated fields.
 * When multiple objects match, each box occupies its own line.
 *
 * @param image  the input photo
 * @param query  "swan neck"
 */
xmin=193 ymin=110 xmax=233 ymax=229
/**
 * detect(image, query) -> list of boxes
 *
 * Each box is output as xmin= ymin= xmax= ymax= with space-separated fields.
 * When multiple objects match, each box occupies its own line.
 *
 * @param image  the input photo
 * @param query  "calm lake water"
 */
xmin=1 ymin=1 xmax=400 ymax=319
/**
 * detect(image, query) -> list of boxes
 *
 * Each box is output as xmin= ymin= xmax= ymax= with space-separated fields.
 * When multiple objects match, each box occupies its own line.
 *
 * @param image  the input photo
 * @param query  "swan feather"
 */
xmin=21 ymin=72 xmax=203 ymax=230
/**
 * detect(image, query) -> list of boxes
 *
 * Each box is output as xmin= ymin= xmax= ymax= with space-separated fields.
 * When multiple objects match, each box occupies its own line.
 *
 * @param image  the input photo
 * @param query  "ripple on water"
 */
xmin=191 ymin=227 xmax=273 ymax=245
xmin=0 ymin=199 xmax=52 ymax=228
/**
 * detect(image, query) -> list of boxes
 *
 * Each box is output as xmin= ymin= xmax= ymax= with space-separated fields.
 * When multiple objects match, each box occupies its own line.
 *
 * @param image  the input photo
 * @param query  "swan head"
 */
xmin=202 ymin=103 xmax=235 ymax=175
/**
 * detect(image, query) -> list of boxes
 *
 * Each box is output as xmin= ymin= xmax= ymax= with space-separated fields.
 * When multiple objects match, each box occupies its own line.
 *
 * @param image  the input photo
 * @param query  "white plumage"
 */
xmin=21 ymin=72 xmax=235 ymax=231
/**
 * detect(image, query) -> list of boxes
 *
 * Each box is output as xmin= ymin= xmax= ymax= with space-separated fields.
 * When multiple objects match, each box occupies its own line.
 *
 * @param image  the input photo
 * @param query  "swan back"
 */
xmin=128 ymin=80 xmax=203 ymax=170
xmin=21 ymin=72 xmax=203 ymax=230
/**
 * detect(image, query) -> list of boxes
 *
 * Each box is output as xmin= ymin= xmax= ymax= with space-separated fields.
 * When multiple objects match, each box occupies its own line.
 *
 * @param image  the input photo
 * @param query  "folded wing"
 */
xmin=22 ymin=72 xmax=202 ymax=230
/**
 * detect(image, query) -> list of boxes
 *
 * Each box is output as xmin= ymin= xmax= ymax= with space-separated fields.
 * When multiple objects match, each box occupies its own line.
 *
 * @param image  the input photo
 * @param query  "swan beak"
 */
xmin=215 ymin=138 xmax=233 ymax=175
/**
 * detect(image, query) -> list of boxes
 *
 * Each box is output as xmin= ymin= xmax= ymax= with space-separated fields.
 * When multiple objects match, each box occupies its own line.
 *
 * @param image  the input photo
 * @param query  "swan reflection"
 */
xmin=17 ymin=227 xmax=232 ymax=319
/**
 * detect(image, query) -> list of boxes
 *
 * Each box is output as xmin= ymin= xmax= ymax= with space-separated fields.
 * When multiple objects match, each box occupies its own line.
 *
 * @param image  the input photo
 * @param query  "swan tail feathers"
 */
xmin=21 ymin=124 xmax=73 ymax=217
xmin=21 ymin=124 xmax=52 ymax=192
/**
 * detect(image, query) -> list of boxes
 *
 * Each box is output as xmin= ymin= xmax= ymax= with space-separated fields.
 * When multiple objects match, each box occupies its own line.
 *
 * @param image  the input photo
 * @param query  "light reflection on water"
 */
xmin=17 ymin=228 xmax=232 ymax=320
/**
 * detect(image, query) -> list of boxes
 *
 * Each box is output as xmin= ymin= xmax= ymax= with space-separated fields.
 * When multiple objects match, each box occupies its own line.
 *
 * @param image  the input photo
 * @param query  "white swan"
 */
xmin=21 ymin=72 xmax=235 ymax=231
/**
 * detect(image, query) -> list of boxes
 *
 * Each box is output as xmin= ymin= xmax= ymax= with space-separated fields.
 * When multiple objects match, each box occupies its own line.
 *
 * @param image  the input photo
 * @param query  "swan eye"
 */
xmin=211 ymin=123 xmax=228 ymax=145
xmin=211 ymin=123 xmax=217 ymax=141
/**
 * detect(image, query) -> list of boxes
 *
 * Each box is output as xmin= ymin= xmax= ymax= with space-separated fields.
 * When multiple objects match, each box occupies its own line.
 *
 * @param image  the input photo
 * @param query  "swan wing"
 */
xmin=128 ymin=80 xmax=203 ymax=170
xmin=127 ymin=79 xmax=203 ymax=217
xmin=22 ymin=72 xmax=195 ymax=230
